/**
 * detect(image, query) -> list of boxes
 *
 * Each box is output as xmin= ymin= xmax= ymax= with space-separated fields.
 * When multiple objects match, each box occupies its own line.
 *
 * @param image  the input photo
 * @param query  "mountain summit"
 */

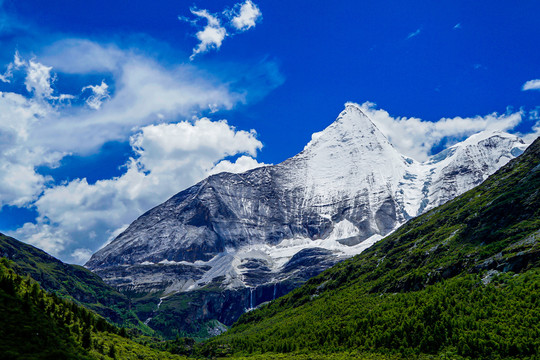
xmin=85 ymin=103 xmax=527 ymax=335
xmin=283 ymin=103 xmax=410 ymax=223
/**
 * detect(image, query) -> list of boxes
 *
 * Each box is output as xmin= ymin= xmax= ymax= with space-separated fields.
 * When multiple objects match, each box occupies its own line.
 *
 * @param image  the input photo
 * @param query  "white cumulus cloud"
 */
xmin=13 ymin=222 xmax=70 ymax=257
xmin=522 ymin=79 xmax=540 ymax=91
xmin=26 ymin=40 xmax=245 ymax=155
xmin=230 ymin=0 xmax=262 ymax=31
xmin=208 ymin=155 xmax=268 ymax=175
xmin=0 ymin=44 xmax=245 ymax=208
xmin=0 ymin=91 xmax=60 ymax=206
xmin=25 ymin=60 xmax=55 ymax=99
xmin=10 ymin=118 xmax=265 ymax=263
xmin=359 ymin=102 xmax=531 ymax=162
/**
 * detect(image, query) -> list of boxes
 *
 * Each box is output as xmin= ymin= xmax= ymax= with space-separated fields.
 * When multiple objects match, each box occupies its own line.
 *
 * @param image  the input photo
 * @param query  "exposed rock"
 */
xmin=86 ymin=103 xmax=528 ymax=336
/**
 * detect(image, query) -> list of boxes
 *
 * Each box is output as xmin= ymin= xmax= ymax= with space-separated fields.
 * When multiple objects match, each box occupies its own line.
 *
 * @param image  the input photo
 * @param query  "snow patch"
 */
xmin=326 ymin=219 xmax=359 ymax=241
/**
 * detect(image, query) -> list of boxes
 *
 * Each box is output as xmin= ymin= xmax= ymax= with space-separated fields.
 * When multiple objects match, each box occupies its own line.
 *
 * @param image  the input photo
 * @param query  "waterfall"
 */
xmin=250 ymin=287 xmax=254 ymax=309
xmin=273 ymin=283 xmax=277 ymax=300
xmin=144 ymin=297 xmax=165 ymax=326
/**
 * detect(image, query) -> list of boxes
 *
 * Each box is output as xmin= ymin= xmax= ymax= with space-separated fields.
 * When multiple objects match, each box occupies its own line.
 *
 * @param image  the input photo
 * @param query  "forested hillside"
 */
xmin=207 ymin=137 xmax=540 ymax=359
xmin=0 ymin=257 xmax=188 ymax=360
xmin=0 ymin=233 xmax=142 ymax=327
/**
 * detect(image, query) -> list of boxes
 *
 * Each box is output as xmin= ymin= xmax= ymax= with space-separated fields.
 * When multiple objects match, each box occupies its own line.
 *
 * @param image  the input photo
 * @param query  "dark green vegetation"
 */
xmin=208 ymin=137 xmax=540 ymax=359
xmin=0 ymin=233 xmax=142 ymax=328
xmin=0 ymin=257 xmax=188 ymax=360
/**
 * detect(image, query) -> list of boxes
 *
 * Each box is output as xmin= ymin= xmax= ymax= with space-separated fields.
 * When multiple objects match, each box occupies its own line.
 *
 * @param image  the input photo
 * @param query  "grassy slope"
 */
xmin=0 ymin=233 xmax=144 ymax=328
xmin=208 ymin=137 xmax=540 ymax=359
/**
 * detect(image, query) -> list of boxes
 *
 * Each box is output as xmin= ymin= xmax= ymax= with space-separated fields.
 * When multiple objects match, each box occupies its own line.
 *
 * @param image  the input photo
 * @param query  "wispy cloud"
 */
xmin=0 ymin=0 xmax=30 ymax=37
xmin=453 ymin=23 xmax=462 ymax=30
xmin=0 ymin=52 xmax=23 ymax=83
xmin=180 ymin=1 xmax=262 ymax=60
xmin=82 ymin=80 xmax=110 ymax=110
xmin=407 ymin=28 xmax=421 ymax=39
xmin=71 ymin=248 xmax=93 ymax=264
xmin=186 ymin=8 xmax=228 ymax=60
xmin=0 ymin=40 xmax=280 ymax=263
xmin=473 ymin=64 xmax=487 ymax=70
xmin=2 ymin=53 xmax=75 ymax=102
xmin=522 ymin=79 xmax=540 ymax=91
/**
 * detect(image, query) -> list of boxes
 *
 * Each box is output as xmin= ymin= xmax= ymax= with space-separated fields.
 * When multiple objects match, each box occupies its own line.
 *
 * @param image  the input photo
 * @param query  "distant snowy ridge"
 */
xmin=86 ymin=103 xmax=527 ymax=295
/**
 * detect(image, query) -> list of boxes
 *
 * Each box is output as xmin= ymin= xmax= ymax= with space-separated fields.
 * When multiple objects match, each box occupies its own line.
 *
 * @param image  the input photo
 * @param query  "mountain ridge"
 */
xmin=85 ymin=103 xmax=529 ymax=337
xmin=87 ymin=104 xmax=527 ymax=291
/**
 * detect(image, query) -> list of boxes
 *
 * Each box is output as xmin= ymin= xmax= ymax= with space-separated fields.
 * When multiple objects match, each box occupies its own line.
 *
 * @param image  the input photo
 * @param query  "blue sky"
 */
xmin=0 ymin=0 xmax=539 ymax=264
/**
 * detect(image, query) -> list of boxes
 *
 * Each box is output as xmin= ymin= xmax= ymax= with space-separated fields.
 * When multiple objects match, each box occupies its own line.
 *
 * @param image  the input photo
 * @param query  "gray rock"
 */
xmin=86 ymin=103 xmax=527 ymax=336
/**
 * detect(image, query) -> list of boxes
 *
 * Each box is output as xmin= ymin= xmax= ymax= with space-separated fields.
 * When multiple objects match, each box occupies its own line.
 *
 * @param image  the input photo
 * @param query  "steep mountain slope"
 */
xmin=86 ymin=103 xmax=527 ymax=336
xmin=87 ymin=104 xmax=526 ymax=290
xmin=0 ymin=233 xmax=139 ymax=326
xmin=209 ymin=137 xmax=540 ymax=359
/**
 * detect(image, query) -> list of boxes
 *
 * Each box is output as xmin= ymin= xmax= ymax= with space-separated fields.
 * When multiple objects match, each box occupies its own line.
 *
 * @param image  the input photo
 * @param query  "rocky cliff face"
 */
xmin=86 ymin=103 xmax=527 ymax=334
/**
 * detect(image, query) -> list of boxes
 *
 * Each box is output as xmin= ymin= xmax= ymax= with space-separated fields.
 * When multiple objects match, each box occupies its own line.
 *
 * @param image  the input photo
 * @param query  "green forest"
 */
xmin=0 ymin=258 xmax=188 ymax=360
xmin=211 ymin=270 xmax=539 ymax=359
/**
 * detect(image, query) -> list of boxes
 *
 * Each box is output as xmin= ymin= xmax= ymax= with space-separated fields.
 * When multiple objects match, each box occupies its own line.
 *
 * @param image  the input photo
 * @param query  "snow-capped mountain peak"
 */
xmin=86 ymin=103 xmax=528 ymax=300
xmin=286 ymin=102 xmax=409 ymax=211
xmin=303 ymin=102 xmax=398 ymax=155
xmin=421 ymin=130 xmax=527 ymax=210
